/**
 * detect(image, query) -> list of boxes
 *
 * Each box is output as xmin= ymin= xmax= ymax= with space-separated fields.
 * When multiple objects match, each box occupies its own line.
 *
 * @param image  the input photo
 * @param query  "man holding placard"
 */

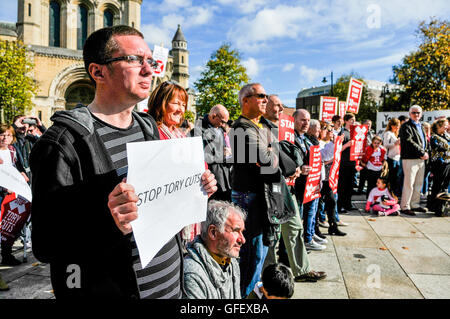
xmin=30 ymin=26 xmax=217 ymax=299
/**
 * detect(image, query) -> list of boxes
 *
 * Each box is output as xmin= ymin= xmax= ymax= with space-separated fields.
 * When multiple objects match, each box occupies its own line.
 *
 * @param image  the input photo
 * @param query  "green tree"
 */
xmin=0 ymin=40 xmax=36 ymax=124
xmin=331 ymin=73 xmax=378 ymax=123
xmin=194 ymin=44 xmax=250 ymax=120
xmin=391 ymin=18 xmax=450 ymax=110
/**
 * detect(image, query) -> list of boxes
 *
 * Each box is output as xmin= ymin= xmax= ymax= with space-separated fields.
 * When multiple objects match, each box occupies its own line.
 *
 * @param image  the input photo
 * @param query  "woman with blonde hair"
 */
xmin=383 ymin=118 xmax=402 ymax=197
xmin=147 ymin=81 xmax=201 ymax=247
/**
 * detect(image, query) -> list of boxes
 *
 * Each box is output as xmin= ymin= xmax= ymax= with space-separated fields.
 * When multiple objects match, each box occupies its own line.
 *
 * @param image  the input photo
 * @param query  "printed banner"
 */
xmin=346 ymin=78 xmax=364 ymax=114
xmin=350 ymin=124 xmax=369 ymax=161
xmin=329 ymin=135 xmax=344 ymax=194
xmin=303 ymin=145 xmax=322 ymax=204
xmin=152 ymin=45 xmax=169 ymax=78
xmin=278 ymin=113 xmax=295 ymax=144
xmin=339 ymin=101 xmax=347 ymax=117
xmin=127 ymin=137 xmax=207 ymax=268
xmin=0 ymin=194 xmax=31 ymax=246
xmin=319 ymin=96 xmax=338 ymax=123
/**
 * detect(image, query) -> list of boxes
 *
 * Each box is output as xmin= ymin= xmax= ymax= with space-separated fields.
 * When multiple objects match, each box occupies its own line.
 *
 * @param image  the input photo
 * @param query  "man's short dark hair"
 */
xmin=343 ymin=113 xmax=355 ymax=122
xmin=331 ymin=115 xmax=341 ymax=123
xmin=398 ymin=115 xmax=407 ymax=122
xmin=262 ymin=263 xmax=294 ymax=298
xmin=83 ymin=25 xmax=144 ymax=85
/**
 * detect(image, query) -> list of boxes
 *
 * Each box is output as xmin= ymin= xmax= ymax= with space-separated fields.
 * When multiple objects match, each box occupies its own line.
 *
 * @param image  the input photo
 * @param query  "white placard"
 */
xmin=0 ymin=165 xmax=32 ymax=202
xmin=127 ymin=137 xmax=207 ymax=268
xmin=376 ymin=110 xmax=450 ymax=135
xmin=152 ymin=45 xmax=169 ymax=78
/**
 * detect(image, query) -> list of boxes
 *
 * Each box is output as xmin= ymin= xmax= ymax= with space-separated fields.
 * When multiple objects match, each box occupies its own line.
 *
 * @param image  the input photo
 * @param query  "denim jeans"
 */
xmin=302 ymin=198 xmax=319 ymax=243
xmin=231 ymin=190 xmax=269 ymax=298
xmin=387 ymin=158 xmax=403 ymax=197
xmin=317 ymin=198 xmax=326 ymax=222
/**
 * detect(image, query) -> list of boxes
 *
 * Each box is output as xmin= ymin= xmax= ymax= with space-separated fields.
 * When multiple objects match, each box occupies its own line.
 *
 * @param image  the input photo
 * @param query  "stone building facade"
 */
xmin=1 ymin=0 xmax=191 ymax=127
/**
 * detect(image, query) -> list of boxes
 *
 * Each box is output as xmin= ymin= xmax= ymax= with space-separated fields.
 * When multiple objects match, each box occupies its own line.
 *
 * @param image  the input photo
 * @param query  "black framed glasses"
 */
xmin=246 ymin=93 xmax=269 ymax=100
xmin=411 ymin=111 xmax=421 ymax=115
xmin=103 ymin=55 xmax=159 ymax=69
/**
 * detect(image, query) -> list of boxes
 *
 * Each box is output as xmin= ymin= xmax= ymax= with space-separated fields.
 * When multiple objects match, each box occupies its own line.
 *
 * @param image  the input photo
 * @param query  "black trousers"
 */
xmin=431 ymin=162 xmax=450 ymax=199
xmin=337 ymin=164 xmax=356 ymax=210
xmin=321 ymin=182 xmax=338 ymax=224
xmin=366 ymin=169 xmax=382 ymax=198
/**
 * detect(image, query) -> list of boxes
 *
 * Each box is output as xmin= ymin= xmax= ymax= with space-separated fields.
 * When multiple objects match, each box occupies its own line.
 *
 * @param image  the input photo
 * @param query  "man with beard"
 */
xmin=183 ymin=200 xmax=246 ymax=299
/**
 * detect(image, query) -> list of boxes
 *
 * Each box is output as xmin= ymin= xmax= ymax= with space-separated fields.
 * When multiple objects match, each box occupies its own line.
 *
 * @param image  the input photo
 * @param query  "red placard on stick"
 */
xmin=0 ymin=193 xmax=31 ymax=246
xmin=329 ymin=135 xmax=344 ymax=194
xmin=303 ymin=145 xmax=322 ymax=204
xmin=346 ymin=78 xmax=364 ymax=114
xmin=339 ymin=101 xmax=347 ymax=117
xmin=350 ymin=124 xmax=369 ymax=161
xmin=319 ymin=96 xmax=338 ymax=123
xmin=278 ymin=113 xmax=295 ymax=143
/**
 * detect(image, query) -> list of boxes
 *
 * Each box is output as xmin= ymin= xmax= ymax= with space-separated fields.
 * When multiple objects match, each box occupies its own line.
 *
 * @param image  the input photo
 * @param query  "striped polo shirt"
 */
xmin=92 ymin=113 xmax=182 ymax=299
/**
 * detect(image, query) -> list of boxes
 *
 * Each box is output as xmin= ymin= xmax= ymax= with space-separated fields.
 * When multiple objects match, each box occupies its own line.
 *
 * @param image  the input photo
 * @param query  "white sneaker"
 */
xmin=305 ymin=239 xmax=326 ymax=251
xmin=313 ymin=234 xmax=328 ymax=244
xmin=318 ymin=220 xmax=329 ymax=228
xmin=337 ymin=221 xmax=348 ymax=226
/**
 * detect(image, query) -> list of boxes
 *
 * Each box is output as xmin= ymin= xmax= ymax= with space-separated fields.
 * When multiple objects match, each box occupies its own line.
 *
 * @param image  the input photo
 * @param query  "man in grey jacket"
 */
xmin=183 ymin=200 xmax=246 ymax=299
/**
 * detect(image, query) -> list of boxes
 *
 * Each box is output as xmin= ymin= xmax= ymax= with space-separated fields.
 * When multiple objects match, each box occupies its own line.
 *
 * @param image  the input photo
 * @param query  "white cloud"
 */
xmin=242 ymin=58 xmax=260 ymax=78
xmin=282 ymin=63 xmax=295 ymax=72
xmin=141 ymin=24 xmax=173 ymax=48
xmin=228 ymin=5 xmax=307 ymax=51
xmin=299 ymin=65 xmax=324 ymax=84
xmin=215 ymin=0 xmax=270 ymax=14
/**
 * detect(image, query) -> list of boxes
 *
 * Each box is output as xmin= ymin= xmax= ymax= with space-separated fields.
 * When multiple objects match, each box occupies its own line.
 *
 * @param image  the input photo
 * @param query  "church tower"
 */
xmin=170 ymin=24 xmax=189 ymax=89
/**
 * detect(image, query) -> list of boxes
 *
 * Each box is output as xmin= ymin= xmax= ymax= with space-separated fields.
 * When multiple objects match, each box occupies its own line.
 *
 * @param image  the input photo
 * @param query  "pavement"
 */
xmin=0 ymin=194 xmax=449 ymax=300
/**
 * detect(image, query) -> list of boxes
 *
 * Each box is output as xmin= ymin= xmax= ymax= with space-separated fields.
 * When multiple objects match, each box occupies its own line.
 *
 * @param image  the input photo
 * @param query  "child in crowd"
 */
xmin=365 ymin=177 xmax=400 ymax=216
xmin=360 ymin=135 xmax=387 ymax=198
xmin=247 ymin=263 xmax=294 ymax=299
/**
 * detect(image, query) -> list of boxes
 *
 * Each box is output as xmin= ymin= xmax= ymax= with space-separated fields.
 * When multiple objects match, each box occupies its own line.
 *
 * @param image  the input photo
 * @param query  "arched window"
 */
xmin=103 ymin=9 xmax=114 ymax=27
xmin=181 ymin=56 xmax=184 ymax=64
xmin=65 ymin=81 xmax=95 ymax=110
xmin=77 ymin=4 xmax=88 ymax=50
xmin=49 ymin=1 xmax=60 ymax=47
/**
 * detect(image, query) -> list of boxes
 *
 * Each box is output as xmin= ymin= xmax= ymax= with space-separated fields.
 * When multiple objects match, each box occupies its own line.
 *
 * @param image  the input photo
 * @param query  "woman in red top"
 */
xmin=360 ymin=135 xmax=387 ymax=199
xmin=147 ymin=81 xmax=202 ymax=249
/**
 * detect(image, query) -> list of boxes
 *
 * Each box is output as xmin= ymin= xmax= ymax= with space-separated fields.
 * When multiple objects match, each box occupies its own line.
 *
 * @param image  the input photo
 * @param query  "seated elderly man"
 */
xmin=183 ymin=200 xmax=246 ymax=299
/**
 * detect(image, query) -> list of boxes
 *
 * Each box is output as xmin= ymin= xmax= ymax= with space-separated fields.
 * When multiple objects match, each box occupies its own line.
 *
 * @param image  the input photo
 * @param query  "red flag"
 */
xmin=303 ymin=145 xmax=322 ymax=203
xmin=329 ymin=135 xmax=344 ymax=194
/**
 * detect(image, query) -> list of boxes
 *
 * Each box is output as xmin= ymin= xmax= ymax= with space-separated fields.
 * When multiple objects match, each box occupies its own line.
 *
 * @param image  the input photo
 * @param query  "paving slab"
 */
xmin=425 ymin=234 xmax=450 ymax=256
xmin=0 ymin=274 xmax=54 ymax=299
xmin=335 ymin=246 xmax=423 ymax=299
xmin=404 ymin=216 xmax=450 ymax=235
xmin=381 ymin=237 xmax=450 ymax=275
xmin=364 ymin=216 xmax=425 ymax=238
xmin=408 ymin=274 xmax=450 ymax=299
xmin=331 ymin=215 xmax=384 ymax=248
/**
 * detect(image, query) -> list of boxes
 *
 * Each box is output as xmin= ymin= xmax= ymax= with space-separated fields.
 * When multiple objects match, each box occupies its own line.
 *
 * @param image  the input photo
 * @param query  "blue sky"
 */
xmin=2 ymin=0 xmax=450 ymax=107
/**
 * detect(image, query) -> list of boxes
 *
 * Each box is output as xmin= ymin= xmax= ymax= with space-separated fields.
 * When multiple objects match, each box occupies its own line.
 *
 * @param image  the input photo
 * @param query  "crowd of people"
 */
xmin=0 ymin=25 xmax=449 ymax=298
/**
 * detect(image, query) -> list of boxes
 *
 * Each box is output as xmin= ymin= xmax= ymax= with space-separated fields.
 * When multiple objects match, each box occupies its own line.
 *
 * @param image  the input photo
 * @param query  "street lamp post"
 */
xmin=322 ymin=71 xmax=334 ymax=96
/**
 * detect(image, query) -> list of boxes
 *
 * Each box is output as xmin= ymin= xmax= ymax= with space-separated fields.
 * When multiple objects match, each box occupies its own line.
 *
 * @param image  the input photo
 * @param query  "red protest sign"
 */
xmin=346 ymin=78 xmax=364 ymax=114
xmin=350 ymin=124 xmax=369 ymax=161
xmin=278 ymin=113 xmax=295 ymax=143
xmin=0 ymin=193 xmax=31 ymax=246
xmin=339 ymin=101 xmax=347 ymax=117
xmin=329 ymin=135 xmax=344 ymax=194
xmin=319 ymin=96 xmax=338 ymax=123
xmin=303 ymin=145 xmax=322 ymax=204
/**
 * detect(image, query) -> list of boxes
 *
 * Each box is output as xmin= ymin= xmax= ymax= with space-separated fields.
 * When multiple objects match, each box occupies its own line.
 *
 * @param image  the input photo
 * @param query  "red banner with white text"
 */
xmin=346 ymin=78 xmax=364 ymax=114
xmin=329 ymin=135 xmax=344 ymax=194
xmin=303 ymin=145 xmax=322 ymax=203
xmin=278 ymin=113 xmax=295 ymax=144
xmin=0 ymin=193 xmax=31 ymax=246
xmin=319 ymin=96 xmax=338 ymax=123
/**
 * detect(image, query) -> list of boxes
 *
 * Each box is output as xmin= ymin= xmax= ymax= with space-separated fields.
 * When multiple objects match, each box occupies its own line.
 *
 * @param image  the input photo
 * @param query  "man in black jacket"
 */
xmin=399 ymin=105 xmax=429 ymax=215
xmin=30 ymin=25 xmax=217 ymax=299
xmin=191 ymin=104 xmax=232 ymax=201
xmin=229 ymin=83 xmax=279 ymax=298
